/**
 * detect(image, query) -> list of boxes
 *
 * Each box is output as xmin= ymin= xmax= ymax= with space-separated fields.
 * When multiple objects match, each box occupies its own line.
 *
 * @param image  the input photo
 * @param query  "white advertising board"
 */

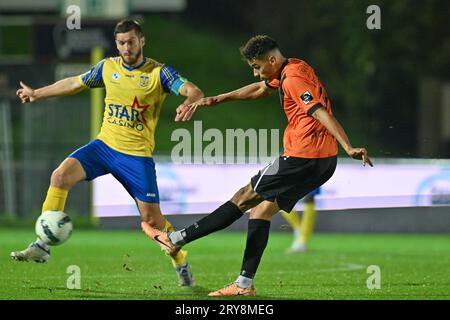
xmin=94 ymin=159 xmax=450 ymax=217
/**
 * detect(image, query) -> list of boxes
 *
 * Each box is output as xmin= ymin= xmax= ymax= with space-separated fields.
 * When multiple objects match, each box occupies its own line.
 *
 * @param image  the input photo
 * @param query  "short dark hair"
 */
xmin=239 ymin=35 xmax=279 ymax=60
xmin=114 ymin=19 xmax=143 ymax=38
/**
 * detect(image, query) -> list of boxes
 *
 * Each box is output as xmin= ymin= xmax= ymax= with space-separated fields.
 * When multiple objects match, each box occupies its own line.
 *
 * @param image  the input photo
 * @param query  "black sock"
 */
xmin=183 ymin=201 xmax=243 ymax=244
xmin=240 ymin=219 xmax=271 ymax=278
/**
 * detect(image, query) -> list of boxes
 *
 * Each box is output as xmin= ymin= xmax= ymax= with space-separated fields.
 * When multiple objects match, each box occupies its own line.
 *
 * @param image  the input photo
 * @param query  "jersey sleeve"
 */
xmin=159 ymin=65 xmax=188 ymax=95
xmin=79 ymin=59 xmax=105 ymax=88
xmin=282 ymin=76 xmax=323 ymax=116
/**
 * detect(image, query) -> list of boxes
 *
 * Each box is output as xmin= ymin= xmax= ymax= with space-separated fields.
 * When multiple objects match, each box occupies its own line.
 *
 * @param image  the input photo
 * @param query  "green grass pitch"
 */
xmin=1 ymin=228 xmax=449 ymax=300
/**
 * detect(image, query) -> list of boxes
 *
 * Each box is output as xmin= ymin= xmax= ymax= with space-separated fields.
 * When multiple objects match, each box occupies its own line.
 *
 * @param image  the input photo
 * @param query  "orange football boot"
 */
xmin=141 ymin=221 xmax=179 ymax=255
xmin=208 ymin=283 xmax=256 ymax=297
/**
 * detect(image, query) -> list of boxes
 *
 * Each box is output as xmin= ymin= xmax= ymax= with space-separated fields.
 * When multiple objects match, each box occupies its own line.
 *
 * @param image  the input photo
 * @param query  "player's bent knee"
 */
xmin=231 ymin=184 xmax=263 ymax=212
xmin=249 ymin=200 xmax=279 ymax=220
xmin=50 ymin=169 xmax=71 ymax=189
xmin=50 ymin=159 xmax=85 ymax=190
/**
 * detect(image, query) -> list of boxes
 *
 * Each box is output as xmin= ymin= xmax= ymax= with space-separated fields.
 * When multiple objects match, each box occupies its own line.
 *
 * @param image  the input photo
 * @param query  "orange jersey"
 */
xmin=266 ymin=58 xmax=338 ymax=158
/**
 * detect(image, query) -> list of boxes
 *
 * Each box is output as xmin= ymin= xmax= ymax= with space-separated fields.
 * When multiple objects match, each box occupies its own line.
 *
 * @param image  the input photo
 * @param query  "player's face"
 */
xmin=248 ymin=56 xmax=277 ymax=81
xmin=115 ymin=31 xmax=145 ymax=66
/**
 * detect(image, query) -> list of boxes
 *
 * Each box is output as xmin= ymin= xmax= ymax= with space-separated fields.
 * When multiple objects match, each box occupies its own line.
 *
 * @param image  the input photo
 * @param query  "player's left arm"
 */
xmin=311 ymin=107 xmax=373 ymax=167
xmin=283 ymin=76 xmax=373 ymax=167
xmin=178 ymin=81 xmax=204 ymax=112
xmin=159 ymin=65 xmax=204 ymax=120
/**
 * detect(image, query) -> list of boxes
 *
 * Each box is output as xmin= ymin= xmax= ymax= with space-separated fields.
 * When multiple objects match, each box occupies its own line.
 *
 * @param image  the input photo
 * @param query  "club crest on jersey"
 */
xmin=300 ymin=91 xmax=313 ymax=105
xmin=139 ymin=75 xmax=149 ymax=87
xmin=112 ymin=73 xmax=120 ymax=81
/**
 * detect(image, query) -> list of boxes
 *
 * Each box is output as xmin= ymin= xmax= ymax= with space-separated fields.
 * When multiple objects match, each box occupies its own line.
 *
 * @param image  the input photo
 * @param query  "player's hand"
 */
xmin=175 ymin=97 xmax=219 ymax=122
xmin=346 ymin=147 xmax=373 ymax=167
xmin=16 ymin=81 xmax=37 ymax=103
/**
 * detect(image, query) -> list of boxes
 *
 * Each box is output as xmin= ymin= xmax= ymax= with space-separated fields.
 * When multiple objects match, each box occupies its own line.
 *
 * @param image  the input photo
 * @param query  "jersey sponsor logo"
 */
xmin=139 ymin=75 xmax=150 ymax=87
xmin=300 ymin=91 xmax=313 ymax=105
xmin=112 ymin=73 xmax=120 ymax=81
xmin=106 ymin=97 xmax=151 ymax=132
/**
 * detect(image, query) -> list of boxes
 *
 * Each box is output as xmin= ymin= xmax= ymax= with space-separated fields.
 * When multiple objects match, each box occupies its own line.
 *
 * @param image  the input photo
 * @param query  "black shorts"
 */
xmin=250 ymin=155 xmax=337 ymax=212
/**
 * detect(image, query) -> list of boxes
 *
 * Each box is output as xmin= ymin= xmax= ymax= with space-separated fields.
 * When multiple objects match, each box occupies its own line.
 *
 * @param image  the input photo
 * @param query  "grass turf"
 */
xmin=0 ymin=228 xmax=449 ymax=300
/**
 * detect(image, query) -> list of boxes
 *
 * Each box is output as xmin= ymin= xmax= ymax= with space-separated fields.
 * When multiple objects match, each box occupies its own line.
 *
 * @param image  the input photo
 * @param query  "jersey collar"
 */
xmin=277 ymin=58 xmax=290 ymax=80
xmin=122 ymin=57 xmax=147 ymax=71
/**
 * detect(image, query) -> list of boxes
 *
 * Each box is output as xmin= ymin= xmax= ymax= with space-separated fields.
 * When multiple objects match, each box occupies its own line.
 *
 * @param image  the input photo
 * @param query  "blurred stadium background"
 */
xmin=0 ymin=1 xmax=449 ymax=230
xmin=0 ymin=0 xmax=450 ymax=232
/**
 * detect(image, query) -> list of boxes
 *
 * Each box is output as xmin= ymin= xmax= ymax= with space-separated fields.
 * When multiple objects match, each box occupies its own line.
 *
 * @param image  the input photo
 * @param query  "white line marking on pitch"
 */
xmin=316 ymin=263 xmax=366 ymax=273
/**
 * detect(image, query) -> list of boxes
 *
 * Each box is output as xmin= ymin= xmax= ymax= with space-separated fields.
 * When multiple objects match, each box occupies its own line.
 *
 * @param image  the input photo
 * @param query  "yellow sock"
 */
xmin=164 ymin=220 xmax=188 ymax=267
xmin=281 ymin=210 xmax=302 ymax=230
xmin=41 ymin=186 xmax=69 ymax=213
xmin=299 ymin=201 xmax=317 ymax=244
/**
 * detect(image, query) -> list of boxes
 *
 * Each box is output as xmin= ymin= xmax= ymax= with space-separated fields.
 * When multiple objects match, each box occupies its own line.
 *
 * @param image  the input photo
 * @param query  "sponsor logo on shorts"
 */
xmin=146 ymin=193 xmax=156 ymax=197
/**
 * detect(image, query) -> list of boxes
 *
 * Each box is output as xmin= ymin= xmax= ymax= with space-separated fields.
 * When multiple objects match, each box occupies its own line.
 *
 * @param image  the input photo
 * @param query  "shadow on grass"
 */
xmin=29 ymin=285 xmax=214 ymax=300
xmin=28 ymin=286 xmax=279 ymax=300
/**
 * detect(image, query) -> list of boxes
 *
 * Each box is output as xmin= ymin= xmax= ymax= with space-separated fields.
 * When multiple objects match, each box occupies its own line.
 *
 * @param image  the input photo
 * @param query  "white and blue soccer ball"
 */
xmin=35 ymin=211 xmax=73 ymax=246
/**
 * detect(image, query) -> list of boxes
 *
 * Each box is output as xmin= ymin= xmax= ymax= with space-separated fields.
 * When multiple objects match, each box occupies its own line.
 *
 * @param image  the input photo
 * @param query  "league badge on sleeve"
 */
xmin=300 ymin=91 xmax=313 ymax=105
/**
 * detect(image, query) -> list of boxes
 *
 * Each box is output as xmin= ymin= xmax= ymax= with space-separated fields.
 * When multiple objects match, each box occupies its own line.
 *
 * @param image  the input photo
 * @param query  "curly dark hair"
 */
xmin=239 ymin=35 xmax=279 ymax=60
xmin=114 ymin=19 xmax=143 ymax=38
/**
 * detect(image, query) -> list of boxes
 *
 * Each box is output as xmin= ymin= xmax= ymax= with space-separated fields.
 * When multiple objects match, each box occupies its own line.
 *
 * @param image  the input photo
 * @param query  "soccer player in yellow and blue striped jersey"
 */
xmin=12 ymin=19 xmax=204 ymax=286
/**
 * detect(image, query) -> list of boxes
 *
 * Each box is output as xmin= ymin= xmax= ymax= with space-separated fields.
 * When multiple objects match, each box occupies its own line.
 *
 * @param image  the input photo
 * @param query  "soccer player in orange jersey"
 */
xmin=142 ymin=35 xmax=373 ymax=296
xmin=12 ymin=19 xmax=203 ymax=287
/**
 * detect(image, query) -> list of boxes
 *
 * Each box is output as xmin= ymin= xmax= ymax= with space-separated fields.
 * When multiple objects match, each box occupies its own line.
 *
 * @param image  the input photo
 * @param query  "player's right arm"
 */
xmin=17 ymin=59 xmax=105 ymax=104
xmin=212 ymin=81 xmax=272 ymax=102
xmin=16 ymin=77 xmax=86 ymax=103
xmin=175 ymin=81 xmax=272 ymax=122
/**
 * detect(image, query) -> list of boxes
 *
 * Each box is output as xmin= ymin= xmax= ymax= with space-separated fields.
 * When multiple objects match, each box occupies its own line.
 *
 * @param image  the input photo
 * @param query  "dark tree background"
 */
xmin=183 ymin=0 xmax=450 ymax=158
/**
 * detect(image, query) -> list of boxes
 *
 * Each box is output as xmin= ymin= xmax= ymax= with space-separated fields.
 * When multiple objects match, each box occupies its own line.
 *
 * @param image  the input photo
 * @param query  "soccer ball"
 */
xmin=35 ymin=211 xmax=73 ymax=246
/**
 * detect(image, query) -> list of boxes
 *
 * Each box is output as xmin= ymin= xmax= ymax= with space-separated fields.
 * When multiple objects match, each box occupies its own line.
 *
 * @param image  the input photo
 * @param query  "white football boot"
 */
xmin=287 ymin=241 xmax=308 ymax=253
xmin=10 ymin=241 xmax=50 ymax=263
xmin=286 ymin=229 xmax=308 ymax=253
xmin=175 ymin=262 xmax=195 ymax=286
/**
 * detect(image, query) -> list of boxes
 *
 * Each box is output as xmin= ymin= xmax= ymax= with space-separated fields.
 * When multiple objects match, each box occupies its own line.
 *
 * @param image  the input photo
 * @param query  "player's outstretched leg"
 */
xmin=141 ymin=220 xmax=195 ymax=286
xmin=142 ymin=182 xmax=262 ymax=290
xmin=141 ymin=221 xmax=179 ymax=254
xmin=142 ymin=200 xmax=244 ymax=252
xmin=138 ymin=201 xmax=195 ymax=286
xmin=11 ymin=158 xmax=84 ymax=263
xmin=167 ymin=184 xmax=259 ymax=249
xmin=164 ymin=220 xmax=195 ymax=287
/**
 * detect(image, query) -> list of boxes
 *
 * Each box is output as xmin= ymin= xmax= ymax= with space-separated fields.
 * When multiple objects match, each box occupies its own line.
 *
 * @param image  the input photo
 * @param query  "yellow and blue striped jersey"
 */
xmin=79 ymin=56 xmax=187 ymax=157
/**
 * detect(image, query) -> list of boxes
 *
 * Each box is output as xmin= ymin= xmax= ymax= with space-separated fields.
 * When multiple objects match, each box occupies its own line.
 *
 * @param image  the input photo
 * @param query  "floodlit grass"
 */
xmin=1 ymin=228 xmax=449 ymax=300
